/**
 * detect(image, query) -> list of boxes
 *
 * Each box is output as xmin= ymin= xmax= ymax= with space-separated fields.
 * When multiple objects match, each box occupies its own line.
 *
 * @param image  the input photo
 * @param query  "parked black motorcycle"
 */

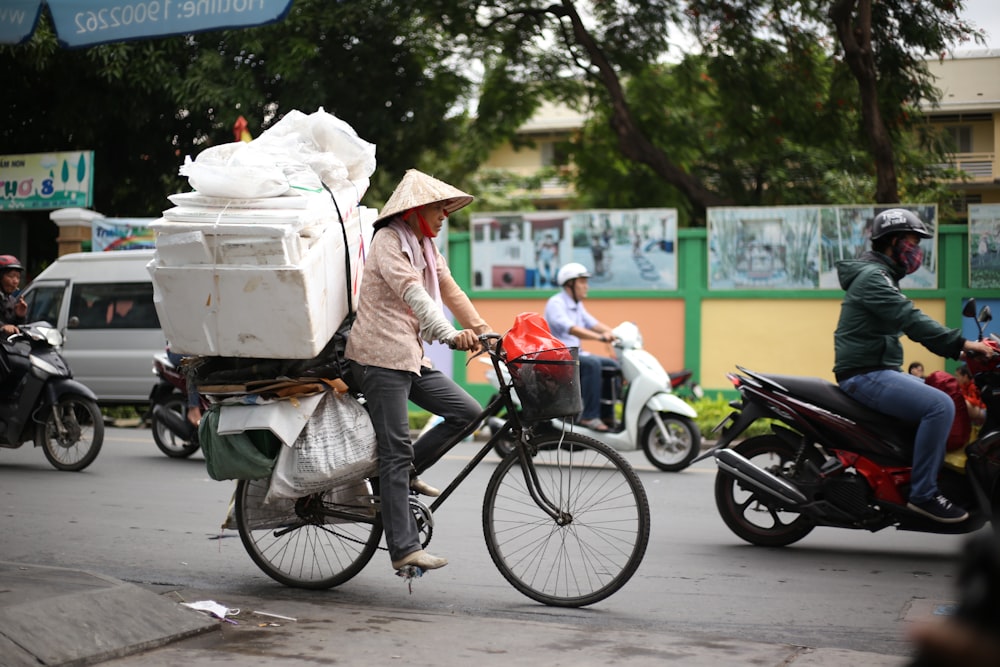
xmin=698 ymin=299 xmax=1000 ymax=546
xmin=149 ymin=350 xmax=200 ymax=458
xmin=0 ymin=322 xmax=104 ymax=471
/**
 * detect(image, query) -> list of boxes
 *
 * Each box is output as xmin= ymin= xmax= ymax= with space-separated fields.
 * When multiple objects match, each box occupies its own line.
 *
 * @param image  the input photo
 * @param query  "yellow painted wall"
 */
xmin=972 ymin=120 xmax=995 ymax=153
xmin=485 ymin=144 xmax=544 ymax=173
xmin=467 ymin=297 xmax=687 ymax=384
xmin=700 ymin=298 xmax=949 ymax=389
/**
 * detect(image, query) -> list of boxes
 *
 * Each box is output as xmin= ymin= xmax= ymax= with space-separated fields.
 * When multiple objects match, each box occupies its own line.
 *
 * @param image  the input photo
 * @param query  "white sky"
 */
xmin=664 ymin=2 xmax=1000 ymax=62
xmin=961 ymin=0 xmax=1000 ymax=49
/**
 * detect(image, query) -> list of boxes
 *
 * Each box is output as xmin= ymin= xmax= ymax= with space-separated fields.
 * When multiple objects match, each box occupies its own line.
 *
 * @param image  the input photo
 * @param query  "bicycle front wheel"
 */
xmin=235 ymin=478 xmax=382 ymax=589
xmin=482 ymin=432 xmax=650 ymax=607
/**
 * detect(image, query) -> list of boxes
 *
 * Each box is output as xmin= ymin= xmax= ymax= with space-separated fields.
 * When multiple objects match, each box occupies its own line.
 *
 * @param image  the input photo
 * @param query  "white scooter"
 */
xmin=485 ymin=321 xmax=702 ymax=471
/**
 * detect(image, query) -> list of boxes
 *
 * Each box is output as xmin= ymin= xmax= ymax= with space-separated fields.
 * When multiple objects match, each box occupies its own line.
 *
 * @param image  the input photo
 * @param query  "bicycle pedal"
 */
xmin=395 ymin=564 xmax=424 ymax=579
xmin=395 ymin=564 xmax=424 ymax=594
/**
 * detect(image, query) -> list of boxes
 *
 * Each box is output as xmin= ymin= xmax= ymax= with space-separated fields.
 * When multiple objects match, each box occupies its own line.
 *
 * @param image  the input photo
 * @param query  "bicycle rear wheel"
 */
xmin=482 ymin=432 xmax=650 ymax=607
xmin=235 ymin=477 xmax=382 ymax=589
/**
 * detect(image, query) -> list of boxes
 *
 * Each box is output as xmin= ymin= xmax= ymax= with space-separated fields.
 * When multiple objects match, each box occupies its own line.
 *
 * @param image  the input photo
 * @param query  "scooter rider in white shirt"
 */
xmin=544 ymin=262 xmax=619 ymax=431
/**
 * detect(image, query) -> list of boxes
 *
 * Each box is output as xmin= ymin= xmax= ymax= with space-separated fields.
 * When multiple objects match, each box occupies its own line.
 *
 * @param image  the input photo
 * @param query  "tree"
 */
xmin=452 ymin=0 xmax=982 ymax=220
xmin=0 ymin=0 xmax=480 ymax=219
xmin=572 ymin=48 xmax=877 ymax=217
xmin=687 ymin=0 xmax=986 ymax=204
xmin=469 ymin=0 xmax=731 ymax=222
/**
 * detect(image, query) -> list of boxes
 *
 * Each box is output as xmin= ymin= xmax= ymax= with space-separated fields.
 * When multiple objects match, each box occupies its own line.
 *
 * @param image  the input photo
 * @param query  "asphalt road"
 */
xmin=0 ymin=425 xmax=971 ymax=658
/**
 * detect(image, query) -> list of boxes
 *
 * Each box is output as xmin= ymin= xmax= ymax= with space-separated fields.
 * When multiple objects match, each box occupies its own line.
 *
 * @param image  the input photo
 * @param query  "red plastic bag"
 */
xmin=501 ymin=312 xmax=582 ymax=422
xmin=924 ymin=370 xmax=971 ymax=451
xmin=501 ymin=312 xmax=565 ymax=361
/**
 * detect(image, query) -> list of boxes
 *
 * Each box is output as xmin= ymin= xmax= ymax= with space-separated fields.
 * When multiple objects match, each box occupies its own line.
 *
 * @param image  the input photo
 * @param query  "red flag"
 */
xmin=233 ymin=116 xmax=253 ymax=142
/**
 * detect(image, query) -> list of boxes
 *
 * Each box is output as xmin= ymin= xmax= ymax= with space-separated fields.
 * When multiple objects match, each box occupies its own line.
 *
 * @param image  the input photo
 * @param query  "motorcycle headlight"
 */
xmin=42 ymin=328 xmax=63 ymax=347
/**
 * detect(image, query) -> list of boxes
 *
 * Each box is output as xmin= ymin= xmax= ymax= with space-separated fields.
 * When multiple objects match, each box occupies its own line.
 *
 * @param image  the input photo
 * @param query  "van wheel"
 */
xmin=152 ymin=396 xmax=200 ymax=458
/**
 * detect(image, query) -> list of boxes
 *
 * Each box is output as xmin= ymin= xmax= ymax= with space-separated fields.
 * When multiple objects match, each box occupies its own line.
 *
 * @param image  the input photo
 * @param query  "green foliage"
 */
xmin=409 ymin=411 xmax=433 ymax=432
xmin=0 ymin=0 xmax=479 ymax=218
xmin=101 ymin=405 xmax=142 ymax=422
xmin=570 ymin=42 xmax=957 ymax=218
xmin=691 ymin=393 xmax=776 ymax=441
xmin=2 ymin=0 xmax=984 ymax=235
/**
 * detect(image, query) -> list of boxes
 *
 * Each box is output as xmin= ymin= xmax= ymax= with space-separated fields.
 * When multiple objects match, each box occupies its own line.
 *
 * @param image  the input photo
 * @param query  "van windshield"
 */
xmin=70 ymin=283 xmax=160 ymax=329
xmin=24 ymin=284 xmax=65 ymax=327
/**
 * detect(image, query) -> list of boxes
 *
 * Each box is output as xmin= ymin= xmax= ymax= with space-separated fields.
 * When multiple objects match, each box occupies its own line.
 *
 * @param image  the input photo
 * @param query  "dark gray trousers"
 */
xmin=349 ymin=361 xmax=481 ymax=561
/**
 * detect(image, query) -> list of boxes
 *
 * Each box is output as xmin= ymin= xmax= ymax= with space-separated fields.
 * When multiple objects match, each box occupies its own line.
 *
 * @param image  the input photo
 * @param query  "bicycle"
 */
xmin=233 ymin=332 xmax=651 ymax=608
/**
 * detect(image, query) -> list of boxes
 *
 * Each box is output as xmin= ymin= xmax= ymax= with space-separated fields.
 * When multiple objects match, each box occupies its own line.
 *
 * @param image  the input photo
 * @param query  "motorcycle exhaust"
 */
xmin=152 ymin=404 xmax=197 ymax=442
xmin=714 ymin=448 xmax=808 ymax=507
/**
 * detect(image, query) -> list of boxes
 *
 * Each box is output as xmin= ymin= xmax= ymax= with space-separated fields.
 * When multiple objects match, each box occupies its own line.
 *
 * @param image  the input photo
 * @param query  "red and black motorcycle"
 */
xmin=698 ymin=299 xmax=1000 ymax=546
xmin=149 ymin=350 xmax=201 ymax=458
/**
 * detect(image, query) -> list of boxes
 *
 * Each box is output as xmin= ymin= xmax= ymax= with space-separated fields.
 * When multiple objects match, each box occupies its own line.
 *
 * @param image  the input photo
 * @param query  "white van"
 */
xmin=22 ymin=250 xmax=166 ymax=404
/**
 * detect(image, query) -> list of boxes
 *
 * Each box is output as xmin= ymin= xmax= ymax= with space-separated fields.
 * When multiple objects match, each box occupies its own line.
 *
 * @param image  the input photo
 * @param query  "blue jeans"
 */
xmin=348 ymin=362 xmax=481 ymax=561
xmin=839 ymin=370 xmax=954 ymax=503
xmin=578 ymin=353 xmax=620 ymax=421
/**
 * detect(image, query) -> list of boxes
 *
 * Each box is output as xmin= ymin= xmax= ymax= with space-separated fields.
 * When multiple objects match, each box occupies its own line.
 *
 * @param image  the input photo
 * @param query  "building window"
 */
xmin=540 ymin=140 xmax=569 ymax=167
xmin=949 ymin=193 xmax=982 ymax=215
xmin=944 ymin=125 xmax=973 ymax=153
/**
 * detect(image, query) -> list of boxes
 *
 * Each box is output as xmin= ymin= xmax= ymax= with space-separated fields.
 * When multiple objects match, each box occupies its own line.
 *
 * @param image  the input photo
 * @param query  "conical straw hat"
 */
xmin=374 ymin=169 xmax=474 ymax=225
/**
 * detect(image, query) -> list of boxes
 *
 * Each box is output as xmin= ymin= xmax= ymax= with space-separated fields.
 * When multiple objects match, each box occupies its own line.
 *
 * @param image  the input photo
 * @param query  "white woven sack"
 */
xmin=234 ymin=477 xmax=375 ymax=531
xmin=266 ymin=392 xmax=378 ymax=502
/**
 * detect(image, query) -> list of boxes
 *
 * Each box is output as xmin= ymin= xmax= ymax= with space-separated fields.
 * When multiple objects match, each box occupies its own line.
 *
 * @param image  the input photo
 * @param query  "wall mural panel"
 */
xmin=471 ymin=209 xmax=678 ymax=291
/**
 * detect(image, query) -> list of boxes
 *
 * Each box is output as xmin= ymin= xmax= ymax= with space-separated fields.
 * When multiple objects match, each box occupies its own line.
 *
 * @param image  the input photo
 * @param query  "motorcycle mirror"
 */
xmin=962 ymin=298 xmax=978 ymax=318
xmin=979 ymin=305 xmax=992 ymax=325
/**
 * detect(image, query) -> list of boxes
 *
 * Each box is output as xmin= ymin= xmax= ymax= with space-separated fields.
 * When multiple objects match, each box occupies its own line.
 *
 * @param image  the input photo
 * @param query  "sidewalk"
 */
xmin=0 ymin=560 xmax=910 ymax=667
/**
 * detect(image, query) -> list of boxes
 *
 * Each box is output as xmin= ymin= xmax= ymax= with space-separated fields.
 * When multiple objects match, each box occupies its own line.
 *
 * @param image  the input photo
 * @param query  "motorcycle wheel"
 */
xmin=714 ymin=435 xmax=815 ymax=547
xmin=36 ymin=394 xmax=104 ymax=472
xmin=640 ymin=414 xmax=701 ymax=472
xmin=152 ymin=396 xmax=200 ymax=458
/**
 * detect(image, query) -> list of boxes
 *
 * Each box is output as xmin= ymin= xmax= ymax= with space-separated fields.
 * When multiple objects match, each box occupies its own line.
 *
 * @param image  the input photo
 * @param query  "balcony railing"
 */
xmin=933 ymin=152 xmax=996 ymax=180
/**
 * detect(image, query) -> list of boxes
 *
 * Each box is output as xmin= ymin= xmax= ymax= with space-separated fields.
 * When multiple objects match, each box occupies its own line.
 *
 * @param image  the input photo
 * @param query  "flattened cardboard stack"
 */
xmin=148 ymin=108 xmax=377 ymax=360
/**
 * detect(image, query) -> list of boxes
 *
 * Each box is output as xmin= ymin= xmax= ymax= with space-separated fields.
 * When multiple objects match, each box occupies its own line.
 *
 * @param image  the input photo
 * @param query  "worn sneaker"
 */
xmin=409 ymin=476 xmax=441 ymax=497
xmin=391 ymin=550 xmax=448 ymax=571
xmin=906 ymin=494 xmax=969 ymax=523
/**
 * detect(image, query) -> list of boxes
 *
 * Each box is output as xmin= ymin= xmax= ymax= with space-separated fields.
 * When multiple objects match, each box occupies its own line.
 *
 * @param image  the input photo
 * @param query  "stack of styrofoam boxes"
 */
xmin=148 ymin=183 xmax=375 ymax=359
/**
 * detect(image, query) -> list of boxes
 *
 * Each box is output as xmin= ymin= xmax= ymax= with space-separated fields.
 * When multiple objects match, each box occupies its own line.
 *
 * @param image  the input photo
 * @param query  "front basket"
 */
xmin=507 ymin=346 xmax=582 ymax=423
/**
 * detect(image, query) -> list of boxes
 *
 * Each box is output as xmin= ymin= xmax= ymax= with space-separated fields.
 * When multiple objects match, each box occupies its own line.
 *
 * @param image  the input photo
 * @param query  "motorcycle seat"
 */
xmin=749 ymin=372 xmax=917 ymax=448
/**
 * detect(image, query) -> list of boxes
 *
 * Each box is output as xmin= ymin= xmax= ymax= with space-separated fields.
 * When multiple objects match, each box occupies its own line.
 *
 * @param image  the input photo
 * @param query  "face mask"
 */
xmin=895 ymin=239 xmax=924 ymax=275
xmin=416 ymin=211 xmax=437 ymax=238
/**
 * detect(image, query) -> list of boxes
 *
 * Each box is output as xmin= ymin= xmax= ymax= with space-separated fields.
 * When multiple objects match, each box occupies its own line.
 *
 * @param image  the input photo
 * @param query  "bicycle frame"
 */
xmin=312 ymin=333 xmax=573 ymax=525
xmin=236 ymin=331 xmax=651 ymax=606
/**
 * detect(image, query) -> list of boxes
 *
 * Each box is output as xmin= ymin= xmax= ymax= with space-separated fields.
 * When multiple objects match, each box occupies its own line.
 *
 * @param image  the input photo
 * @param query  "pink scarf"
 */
xmin=388 ymin=219 xmax=441 ymax=308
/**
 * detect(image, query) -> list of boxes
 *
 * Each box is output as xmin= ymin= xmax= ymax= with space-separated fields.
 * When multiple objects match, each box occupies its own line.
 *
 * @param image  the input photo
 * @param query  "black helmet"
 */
xmin=870 ymin=209 xmax=932 ymax=241
xmin=0 ymin=255 xmax=24 ymax=272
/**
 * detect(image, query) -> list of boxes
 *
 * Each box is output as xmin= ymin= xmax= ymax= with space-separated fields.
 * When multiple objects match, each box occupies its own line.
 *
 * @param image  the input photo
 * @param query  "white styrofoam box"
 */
xmin=161 ymin=205 xmax=314 ymax=226
xmin=150 ymin=209 xmax=373 ymax=359
xmin=152 ymin=219 xmax=308 ymax=267
xmin=166 ymin=178 xmax=368 ymax=222
xmin=167 ymin=191 xmax=314 ymax=209
xmin=153 ymin=181 xmax=368 ymax=269
xmin=151 ymin=224 xmax=214 ymax=266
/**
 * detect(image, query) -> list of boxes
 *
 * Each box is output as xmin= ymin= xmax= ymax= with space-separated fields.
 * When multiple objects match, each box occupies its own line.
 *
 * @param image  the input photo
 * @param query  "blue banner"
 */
xmin=1 ymin=0 xmax=293 ymax=48
xmin=0 ymin=1 xmax=44 ymax=45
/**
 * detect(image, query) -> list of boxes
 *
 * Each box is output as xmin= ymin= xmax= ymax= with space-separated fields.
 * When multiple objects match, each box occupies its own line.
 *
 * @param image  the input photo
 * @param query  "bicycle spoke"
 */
xmin=483 ymin=433 xmax=650 ymax=607
xmin=235 ymin=479 xmax=382 ymax=589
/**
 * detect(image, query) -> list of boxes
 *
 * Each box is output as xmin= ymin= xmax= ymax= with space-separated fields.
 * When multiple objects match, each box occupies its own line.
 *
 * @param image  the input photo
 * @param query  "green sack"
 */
xmin=198 ymin=405 xmax=282 ymax=481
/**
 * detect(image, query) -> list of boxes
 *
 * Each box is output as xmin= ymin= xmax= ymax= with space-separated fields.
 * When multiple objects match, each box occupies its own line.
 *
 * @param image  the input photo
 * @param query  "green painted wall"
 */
xmin=448 ymin=225 xmax=987 ymax=397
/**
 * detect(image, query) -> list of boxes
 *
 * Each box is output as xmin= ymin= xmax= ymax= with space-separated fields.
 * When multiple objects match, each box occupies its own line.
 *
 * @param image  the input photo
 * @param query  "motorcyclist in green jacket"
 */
xmin=833 ymin=208 xmax=994 ymax=523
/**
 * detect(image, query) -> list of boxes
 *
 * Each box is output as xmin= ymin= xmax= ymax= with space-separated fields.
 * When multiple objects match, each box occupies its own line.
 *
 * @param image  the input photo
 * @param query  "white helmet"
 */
xmin=556 ymin=262 xmax=591 ymax=286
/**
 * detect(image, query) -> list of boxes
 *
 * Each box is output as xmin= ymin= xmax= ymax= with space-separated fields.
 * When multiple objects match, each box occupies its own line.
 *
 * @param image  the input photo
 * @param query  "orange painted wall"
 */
xmin=466 ymin=298 xmax=688 ymax=384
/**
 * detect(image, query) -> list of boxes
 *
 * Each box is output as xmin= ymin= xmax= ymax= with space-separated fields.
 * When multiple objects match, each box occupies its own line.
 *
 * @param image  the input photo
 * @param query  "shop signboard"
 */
xmin=0 ymin=150 xmax=94 ymax=211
